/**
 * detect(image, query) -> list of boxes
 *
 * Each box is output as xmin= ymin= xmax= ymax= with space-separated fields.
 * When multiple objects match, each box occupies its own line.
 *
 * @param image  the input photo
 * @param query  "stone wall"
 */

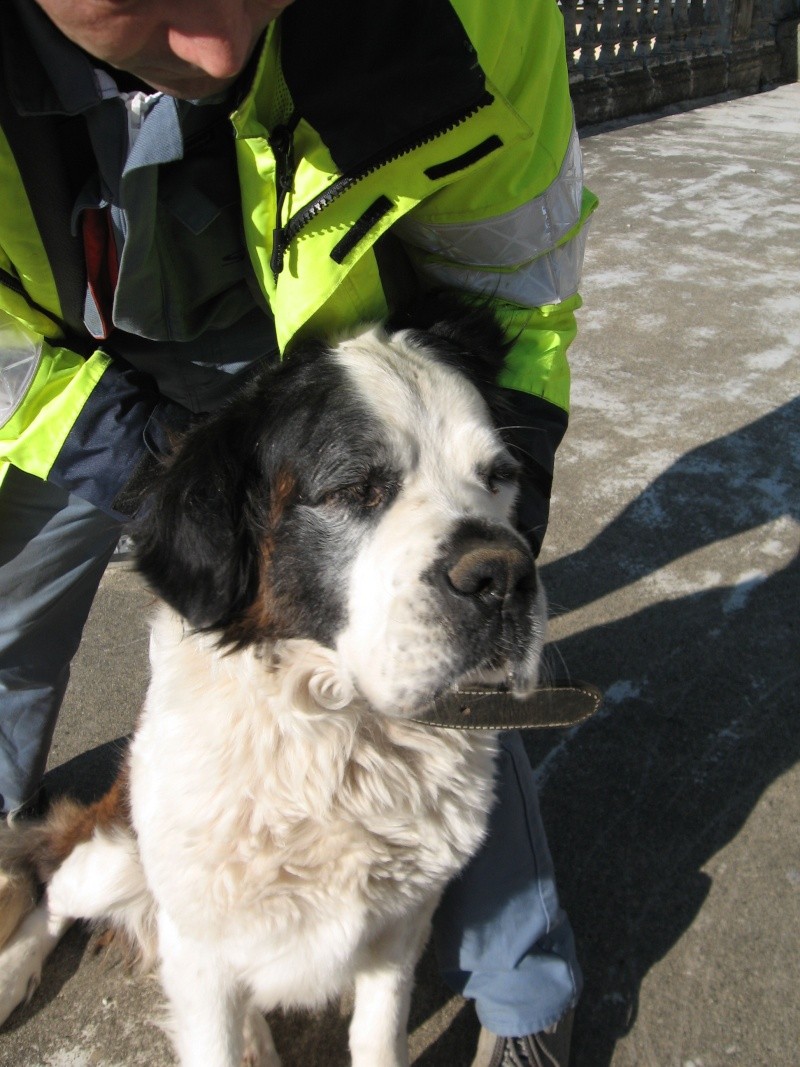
xmin=561 ymin=0 xmax=800 ymax=125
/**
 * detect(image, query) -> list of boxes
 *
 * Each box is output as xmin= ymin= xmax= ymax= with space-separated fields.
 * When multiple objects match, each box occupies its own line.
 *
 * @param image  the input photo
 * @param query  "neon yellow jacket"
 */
xmin=0 ymin=0 xmax=596 ymax=513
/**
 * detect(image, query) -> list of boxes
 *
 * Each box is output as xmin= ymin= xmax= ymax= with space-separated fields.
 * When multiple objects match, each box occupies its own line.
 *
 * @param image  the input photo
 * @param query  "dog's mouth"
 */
xmin=385 ymin=599 xmax=547 ymax=721
xmin=341 ymin=573 xmax=547 ymax=721
xmin=408 ymin=668 xmax=535 ymax=729
xmin=405 ymin=654 xmax=539 ymax=722
xmin=455 ymin=656 xmax=535 ymax=695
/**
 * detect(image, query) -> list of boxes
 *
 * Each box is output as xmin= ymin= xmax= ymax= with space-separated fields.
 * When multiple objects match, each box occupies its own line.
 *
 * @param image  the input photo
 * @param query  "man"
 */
xmin=0 ymin=1 xmax=596 ymax=1063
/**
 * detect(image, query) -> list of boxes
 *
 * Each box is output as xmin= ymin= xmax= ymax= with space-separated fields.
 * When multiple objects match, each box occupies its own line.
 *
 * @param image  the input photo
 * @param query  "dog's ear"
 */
xmin=133 ymin=399 xmax=266 ymax=632
xmin=386 ymin=290 xmax=512 ymax=394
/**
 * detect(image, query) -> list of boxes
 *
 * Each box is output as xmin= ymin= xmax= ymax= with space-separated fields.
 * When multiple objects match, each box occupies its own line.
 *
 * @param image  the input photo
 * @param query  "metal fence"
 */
xmin=561 ymin=0 xmax=799 ymax=123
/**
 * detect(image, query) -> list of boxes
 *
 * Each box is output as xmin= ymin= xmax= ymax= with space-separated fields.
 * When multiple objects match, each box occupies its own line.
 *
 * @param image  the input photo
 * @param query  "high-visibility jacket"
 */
xmin=0 ymin=0 xmax=597 ymax=514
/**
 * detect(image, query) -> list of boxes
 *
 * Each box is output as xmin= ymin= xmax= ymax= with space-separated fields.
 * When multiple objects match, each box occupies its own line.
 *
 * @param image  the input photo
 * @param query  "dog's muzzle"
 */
xmin=431 ymin=519 xmax=537 ymax=644
xmin=415 ymin=520 xmax=605 ymax=731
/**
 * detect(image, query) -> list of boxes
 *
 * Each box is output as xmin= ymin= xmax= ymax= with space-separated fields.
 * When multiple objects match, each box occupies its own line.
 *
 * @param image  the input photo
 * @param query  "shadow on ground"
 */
xmin=530 ymin=400 xmax=799 ymax=1066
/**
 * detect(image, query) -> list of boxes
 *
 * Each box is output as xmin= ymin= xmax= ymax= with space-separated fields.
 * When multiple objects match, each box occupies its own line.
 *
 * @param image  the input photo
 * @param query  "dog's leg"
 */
xmin=242 ymin=1003 xmax=282 ymax=1067
xmin=349 ymin=905 xmax=435 ymax=1067
xmin=158 ymin=909 xmax=250 ymax=1067
xmin=0 ymin=823 xmax=147 ymax=1027
xmin=0 ymin=900 xmax=71 ymax=1025
xmin=0 ymin=867 xmax=37 ymax=950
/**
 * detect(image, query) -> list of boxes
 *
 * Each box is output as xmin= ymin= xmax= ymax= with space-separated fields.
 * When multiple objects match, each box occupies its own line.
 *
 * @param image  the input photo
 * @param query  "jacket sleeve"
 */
xmin=0 ymin=301 xmax=183 ymax=519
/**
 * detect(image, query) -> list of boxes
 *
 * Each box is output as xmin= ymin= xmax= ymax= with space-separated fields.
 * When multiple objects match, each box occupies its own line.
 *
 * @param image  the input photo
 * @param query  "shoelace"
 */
xmin=502 ymin=1038 xmax=537 ymax=1067
xmin=501 ymin=1034 xmax=563 ymax=1067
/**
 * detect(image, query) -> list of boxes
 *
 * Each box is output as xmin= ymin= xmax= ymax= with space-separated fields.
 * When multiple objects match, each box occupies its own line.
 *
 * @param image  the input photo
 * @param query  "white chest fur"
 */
xmin=129 ymin=606 xmax=498 ymax=1010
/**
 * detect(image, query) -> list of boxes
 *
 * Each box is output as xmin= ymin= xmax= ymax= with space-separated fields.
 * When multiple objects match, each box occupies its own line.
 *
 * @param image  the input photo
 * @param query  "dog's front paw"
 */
xmin=242 ymin=1007 xmax=282 ymax=1067
xmin=0 ymin=906 xmax=49 ymax=1027
xmin=0 ymin=869 xmax=36 ymax=951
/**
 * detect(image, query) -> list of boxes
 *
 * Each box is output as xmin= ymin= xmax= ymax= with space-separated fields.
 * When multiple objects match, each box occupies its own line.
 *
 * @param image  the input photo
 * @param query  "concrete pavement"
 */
xmin=1 ymin=82 xmax=799 ymax=1067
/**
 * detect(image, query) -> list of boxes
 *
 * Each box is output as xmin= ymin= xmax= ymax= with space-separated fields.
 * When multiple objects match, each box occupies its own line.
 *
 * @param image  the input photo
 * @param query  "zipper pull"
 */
xmin=269 ymin=112 xmax=299 ymax=281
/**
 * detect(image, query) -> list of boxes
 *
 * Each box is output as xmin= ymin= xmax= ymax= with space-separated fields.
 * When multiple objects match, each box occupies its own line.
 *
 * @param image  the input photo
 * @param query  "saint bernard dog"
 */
xmin=0 ymin=297 xmax=548 ymax=1067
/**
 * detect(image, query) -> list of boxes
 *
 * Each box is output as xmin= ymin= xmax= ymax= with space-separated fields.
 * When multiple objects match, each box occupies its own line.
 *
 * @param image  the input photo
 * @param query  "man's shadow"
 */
xmin=527 ymin=396 xmax=799 ymax=1066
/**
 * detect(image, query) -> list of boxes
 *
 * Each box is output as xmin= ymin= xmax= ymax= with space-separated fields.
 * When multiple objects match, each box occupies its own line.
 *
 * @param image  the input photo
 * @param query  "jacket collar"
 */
xmin=279 ymin=0 xmax=489 ymax=175
xmin=5 ymin=0 xmax=102 ymax=116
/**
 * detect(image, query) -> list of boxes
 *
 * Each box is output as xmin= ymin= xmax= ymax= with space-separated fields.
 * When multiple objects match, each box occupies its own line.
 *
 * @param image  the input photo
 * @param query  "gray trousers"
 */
xmin=0 ymin=465 xmax=120 ymax=814
xmin=0 ymin=464 xmax=580 ymax=1035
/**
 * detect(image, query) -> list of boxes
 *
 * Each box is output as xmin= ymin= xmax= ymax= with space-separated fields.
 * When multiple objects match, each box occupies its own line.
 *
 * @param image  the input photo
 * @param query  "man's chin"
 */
xmin=141 ymin=74 xmax=239 ymax=100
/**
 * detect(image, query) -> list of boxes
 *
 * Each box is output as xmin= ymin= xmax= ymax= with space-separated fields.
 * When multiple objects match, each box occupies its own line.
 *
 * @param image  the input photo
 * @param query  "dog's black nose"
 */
xmin=444 ymin=525 xmax=535 ymax=609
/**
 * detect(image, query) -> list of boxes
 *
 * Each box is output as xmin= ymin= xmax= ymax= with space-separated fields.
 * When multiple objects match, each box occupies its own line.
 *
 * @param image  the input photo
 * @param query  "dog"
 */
xmin=0 ymin=297 xmax=547 ymax=1066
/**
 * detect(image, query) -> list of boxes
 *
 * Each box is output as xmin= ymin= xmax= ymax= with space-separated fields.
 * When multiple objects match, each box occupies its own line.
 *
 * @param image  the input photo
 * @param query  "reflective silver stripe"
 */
xmin=396 ymin=124 xmax=584 ymax=268
xmin=0 ymin=315 xmax=43 ymax=427
xmin=415 ymin=220 xmax=591 ymax=306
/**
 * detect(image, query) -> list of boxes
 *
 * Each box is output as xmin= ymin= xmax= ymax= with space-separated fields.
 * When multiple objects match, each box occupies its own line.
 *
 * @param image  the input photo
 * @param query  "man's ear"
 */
xmin=133 ymin=404 xmax=265 ymax=632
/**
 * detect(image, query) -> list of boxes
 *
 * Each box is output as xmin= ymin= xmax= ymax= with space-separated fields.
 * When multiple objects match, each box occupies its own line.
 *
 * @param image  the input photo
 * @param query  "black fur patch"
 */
xmin=134 ymin=342 xmax=394 ymax=649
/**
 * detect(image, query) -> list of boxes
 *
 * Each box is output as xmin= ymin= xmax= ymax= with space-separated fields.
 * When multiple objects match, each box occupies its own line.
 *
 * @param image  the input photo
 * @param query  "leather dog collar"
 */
xmin=411 ymin=680 xmax=603 ymax=731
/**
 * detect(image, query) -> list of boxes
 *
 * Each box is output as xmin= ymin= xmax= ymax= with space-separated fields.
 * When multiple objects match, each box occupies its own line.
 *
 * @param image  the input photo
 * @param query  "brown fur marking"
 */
xmin=269 ymin=468 xmax=297 ymax=528
xmin=223 ymin=468 xmax=297 ymax=648
xmin=32 ymin=764 xmax=131 ymax=882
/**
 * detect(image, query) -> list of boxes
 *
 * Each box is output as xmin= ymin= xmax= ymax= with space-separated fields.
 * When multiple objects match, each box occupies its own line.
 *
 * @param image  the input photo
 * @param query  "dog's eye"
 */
xmin=484 ymin=461 xmax=521 ymax=495
xmin=322 ymin=480 xmax=393 ymax=511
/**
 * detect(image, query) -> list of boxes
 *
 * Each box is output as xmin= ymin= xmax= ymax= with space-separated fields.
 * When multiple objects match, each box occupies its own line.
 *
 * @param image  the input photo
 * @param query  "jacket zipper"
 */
xmin=268 ymin=91 xmax=493 ymax=281
xmin=268 ymin=111 xmax=302 ymax=280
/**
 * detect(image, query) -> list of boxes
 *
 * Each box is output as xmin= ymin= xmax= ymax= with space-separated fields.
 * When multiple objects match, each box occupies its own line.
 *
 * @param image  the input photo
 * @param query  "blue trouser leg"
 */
xmin=0 ymin=465 xmax=121 ymax=815
xmin=433 ymin=731 xmax=582 ymax=1037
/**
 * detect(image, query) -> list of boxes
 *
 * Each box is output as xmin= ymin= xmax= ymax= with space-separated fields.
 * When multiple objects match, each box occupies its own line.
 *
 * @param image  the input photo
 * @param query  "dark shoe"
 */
xmin=471 ymin=1008 xmax=574 ymax=1067
xmin=108 ymin=532 xmax=137 ymax=568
